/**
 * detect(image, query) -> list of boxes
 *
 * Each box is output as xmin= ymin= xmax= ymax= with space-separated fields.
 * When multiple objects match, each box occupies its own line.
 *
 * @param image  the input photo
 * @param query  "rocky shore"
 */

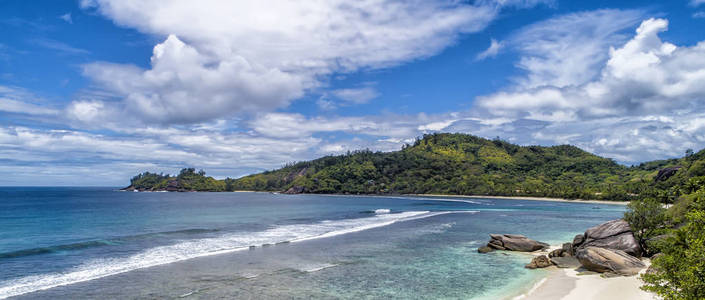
xmin=478 ymin=219 xmax=657 ymax=299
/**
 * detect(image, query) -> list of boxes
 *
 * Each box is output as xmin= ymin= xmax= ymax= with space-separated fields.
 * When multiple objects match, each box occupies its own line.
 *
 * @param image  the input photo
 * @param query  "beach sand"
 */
xmin=517 ymin=260 xmax=657 ymax=300
xmin=503 ymin=245 xmax=656 ymax=300
xmin=410 ymin=194 xmax=630 ymax=205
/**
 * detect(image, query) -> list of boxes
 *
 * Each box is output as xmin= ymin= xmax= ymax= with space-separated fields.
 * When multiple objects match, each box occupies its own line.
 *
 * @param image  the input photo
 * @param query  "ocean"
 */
xmin=0 ymin=187 xmax=625 ymax=299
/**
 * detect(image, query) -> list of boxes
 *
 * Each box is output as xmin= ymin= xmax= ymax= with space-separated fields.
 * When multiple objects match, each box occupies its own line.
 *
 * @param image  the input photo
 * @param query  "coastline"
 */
xmin=408 ymin=194 xmax=630 ymax=205
xmin=506 ymin=245 xmax=656 ymax=300
xmin=519 ymin=264 xmax=657 ymax=300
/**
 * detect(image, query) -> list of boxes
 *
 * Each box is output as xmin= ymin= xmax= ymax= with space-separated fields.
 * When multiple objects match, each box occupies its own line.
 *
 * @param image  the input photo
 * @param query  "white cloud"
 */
xmin=332 ymin=87 xmax=379 ymax=104
xmin=0 ymin=86 xmax=59 ymax=116
xmin=59 ymin=13 xmax=73 ymax=24
xmin=469 ymin=17 xmax=705 ymax=162
xmin=508 ymin=9 xmax=644 ymax=88
xmin=691 ymin=0 xmax=705 ymax=6
xmin=29 ymin=38 xmax=89 ymax=55
xmin=476 ymin=38 xmax=504 ymax=60
xmin=694 ymin=11 xmax=705 ymax=18
xmin=77 ymin=0 xmax=545 ymax=124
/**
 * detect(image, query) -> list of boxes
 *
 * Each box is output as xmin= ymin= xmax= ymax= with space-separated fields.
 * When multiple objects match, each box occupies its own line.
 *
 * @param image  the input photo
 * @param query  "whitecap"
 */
xmin=0 ymin=210 xmax=474 ymax=299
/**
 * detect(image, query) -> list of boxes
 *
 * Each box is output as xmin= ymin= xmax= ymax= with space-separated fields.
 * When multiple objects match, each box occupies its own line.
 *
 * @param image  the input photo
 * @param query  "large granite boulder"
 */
xmin=549 ymin=243 xmax=573 ymax=258
xmin=573 ymin=219 xmax=641 ymax=257
xmin=551 ymin=256 xmax=582 ymax=268
xmin=576 ymin=247 xmax=646 ymax=276
xmin=486 ymin=234 xmax=549 ymax=252
xmin=525 ymin=255 xmax=552 ymax=269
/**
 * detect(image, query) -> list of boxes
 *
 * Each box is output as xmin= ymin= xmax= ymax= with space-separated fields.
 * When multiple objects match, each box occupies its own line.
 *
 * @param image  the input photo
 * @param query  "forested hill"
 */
xmin=126 ymin=133 xmax=691 ymax=200
xmin=229 ymin=133 xmax=649 ymax=200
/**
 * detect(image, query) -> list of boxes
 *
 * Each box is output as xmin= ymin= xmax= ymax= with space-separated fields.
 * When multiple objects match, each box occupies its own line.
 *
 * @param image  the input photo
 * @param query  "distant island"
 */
xmin=124 ymin=133 xmax=697 ymax=202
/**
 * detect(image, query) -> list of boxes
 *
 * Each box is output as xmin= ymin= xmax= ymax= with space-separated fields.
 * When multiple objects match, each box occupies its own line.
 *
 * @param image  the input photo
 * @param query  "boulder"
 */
xmin=525 ymin=255 xmax=552 ymax=269
xmin=551 ymin=256 xmax=582 ymax=268
xmin=654 ymin=166 xmax=682 ymax=182
xmin=574 ymin=219 xmax=641 ymax=257
xmin=477 ymin=246 xmax=494 ymax=253
xmin=486 ymin=234 xmax=549 ymax=252
xmin=576 ymin=247 xmax=646 ymax=276
xmin=562 ymin=242 xmax=574 ymax=256
xmin=283 ymin=185 xmax=305 ymax=194
xmin=548 ymin=248 xmax=565 ymax=258
xmin=572 ymin=234 xmax=585 ymax=246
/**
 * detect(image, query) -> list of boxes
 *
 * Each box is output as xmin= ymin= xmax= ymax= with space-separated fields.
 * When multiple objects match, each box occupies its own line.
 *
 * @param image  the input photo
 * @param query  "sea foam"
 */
xmin=0 ymin=210 xmax=476 ymax=299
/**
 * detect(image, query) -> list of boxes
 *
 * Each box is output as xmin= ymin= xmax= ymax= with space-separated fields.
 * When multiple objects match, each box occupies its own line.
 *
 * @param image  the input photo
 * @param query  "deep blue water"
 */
xmin=0 ymin=188 xmax=625 ymax=299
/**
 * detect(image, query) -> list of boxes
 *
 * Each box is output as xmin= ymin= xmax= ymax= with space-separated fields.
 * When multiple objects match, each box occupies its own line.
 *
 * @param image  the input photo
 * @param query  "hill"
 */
xmin=228 ymin=133 xmax=653 ymax=200
xmin=126 ymin=133 xmax=695 ymax=200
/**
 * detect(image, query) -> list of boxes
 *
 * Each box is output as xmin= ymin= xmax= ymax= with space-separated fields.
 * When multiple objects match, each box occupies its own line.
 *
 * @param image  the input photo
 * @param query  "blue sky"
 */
xmin=2 ymin=0 xmax=705 ymax=185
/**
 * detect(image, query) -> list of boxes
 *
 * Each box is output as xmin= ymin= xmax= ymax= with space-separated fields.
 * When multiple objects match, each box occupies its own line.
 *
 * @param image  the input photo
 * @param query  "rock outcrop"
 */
xmin=576 ymin=246 xmax=646 ymax=276
xmin=485 ymin=234 xmax=549 ymax=252
xmin=551 ymin=256 xmax=582 ymax=268
xmin=283 ymin=185 xmax=305 ymax=194
xmin=654 ymin=166 xmax=682 ymax=182
xmin=572 ymin=219 xmax=642 ymax=257
xmin=525 ymin=255 xmax=552 ymax=269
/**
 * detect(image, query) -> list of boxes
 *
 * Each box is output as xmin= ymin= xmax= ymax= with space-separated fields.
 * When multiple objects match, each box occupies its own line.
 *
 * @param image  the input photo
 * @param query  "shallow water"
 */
xmin=0 ymin=188 xmax=625 ymax=299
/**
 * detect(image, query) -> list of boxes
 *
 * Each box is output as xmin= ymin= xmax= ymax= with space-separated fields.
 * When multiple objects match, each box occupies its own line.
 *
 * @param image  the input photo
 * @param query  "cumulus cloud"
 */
xmin=507 ymin=9 xmax=644 ymax=88
xmin=471 ymin=17 xmax=705 ymax=162
xmin=476 ymin=38 xmax=504 ymax=60
xmin=76 ymin=0 xmax=532 ymax=125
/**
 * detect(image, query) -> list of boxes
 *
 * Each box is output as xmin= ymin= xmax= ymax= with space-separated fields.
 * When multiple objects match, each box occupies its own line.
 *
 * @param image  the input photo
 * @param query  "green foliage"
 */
xmin=129 ymin=172 xmax=170 ymax=189
xmin=227 ymin=133 xmax=645 ymax=199
xmin=642 ymin=201 xmax=705 ymax=299
xmin=127 ymin=168 xmax=224 ymax=191
xmin=636 ymin=153 xmax=705 ymax=299
xmin=624 ymin=198 xmax=667 ymax=256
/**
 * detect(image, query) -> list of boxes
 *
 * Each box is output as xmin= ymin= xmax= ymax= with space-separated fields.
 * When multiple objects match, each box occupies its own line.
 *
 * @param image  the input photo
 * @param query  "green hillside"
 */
xmin=227 ymin=133 xmax=655 ymax=200
xmin=126 ymin=133 xmax=702 ymax=200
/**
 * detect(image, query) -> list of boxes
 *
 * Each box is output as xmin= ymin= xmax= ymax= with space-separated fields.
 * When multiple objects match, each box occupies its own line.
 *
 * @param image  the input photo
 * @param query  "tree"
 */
xmin=624 ymin=198 xmax=667 ymax=256
xmin=641 ymin=209 xmax=705 ymax=300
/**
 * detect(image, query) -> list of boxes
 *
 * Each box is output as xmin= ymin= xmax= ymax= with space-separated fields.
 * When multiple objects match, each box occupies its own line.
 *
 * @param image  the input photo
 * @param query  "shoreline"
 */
xmin=505 ymin=245 xmax=656 ymax=300
xmin=123 ymin=188 xmax=631 ymax=206
xmin=407 ymin=193 xmax=630 ymax=205
xmin=520 ymin=265 xmax=657 ymax=300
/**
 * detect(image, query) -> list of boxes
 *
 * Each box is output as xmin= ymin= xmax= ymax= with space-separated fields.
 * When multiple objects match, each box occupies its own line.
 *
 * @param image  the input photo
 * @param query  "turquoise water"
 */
xmin=0 ymin=188 xmax=625 ymax=299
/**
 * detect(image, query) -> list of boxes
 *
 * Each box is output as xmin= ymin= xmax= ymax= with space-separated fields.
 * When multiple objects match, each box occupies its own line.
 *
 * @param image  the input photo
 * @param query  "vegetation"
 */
xmin=126 ymin=133 xmax=699 ymax=201
xmin=641 ymin=190 xmax=705 ymax=299
xmin=126 ymin=168 xmax=225 ymax=191
xmin=623 ymin=198 xmax=667 ymax=256
xmin=615 ymin=146 xmax=705 ymax=299
xmin=228 ymin=133 xmax=656 ymax=199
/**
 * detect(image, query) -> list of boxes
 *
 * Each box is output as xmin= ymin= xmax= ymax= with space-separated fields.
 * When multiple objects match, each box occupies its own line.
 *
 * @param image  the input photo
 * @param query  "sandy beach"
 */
xmin=511 ymin=246 xmax=656 ymax=300
xmin=411 ymin=194 xmax=630 ymax=205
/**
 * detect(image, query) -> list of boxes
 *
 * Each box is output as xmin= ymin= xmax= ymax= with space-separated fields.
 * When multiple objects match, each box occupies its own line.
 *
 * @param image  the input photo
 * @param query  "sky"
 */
xmin=1 ymin=0 xmax=705 ymax=186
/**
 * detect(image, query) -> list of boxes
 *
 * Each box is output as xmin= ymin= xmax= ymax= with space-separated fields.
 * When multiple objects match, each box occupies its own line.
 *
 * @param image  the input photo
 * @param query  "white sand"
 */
xmin=518 ymin=259 xmax=657 ymax=300
xmin=410 ymin=194 xmax=629 ymax=205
